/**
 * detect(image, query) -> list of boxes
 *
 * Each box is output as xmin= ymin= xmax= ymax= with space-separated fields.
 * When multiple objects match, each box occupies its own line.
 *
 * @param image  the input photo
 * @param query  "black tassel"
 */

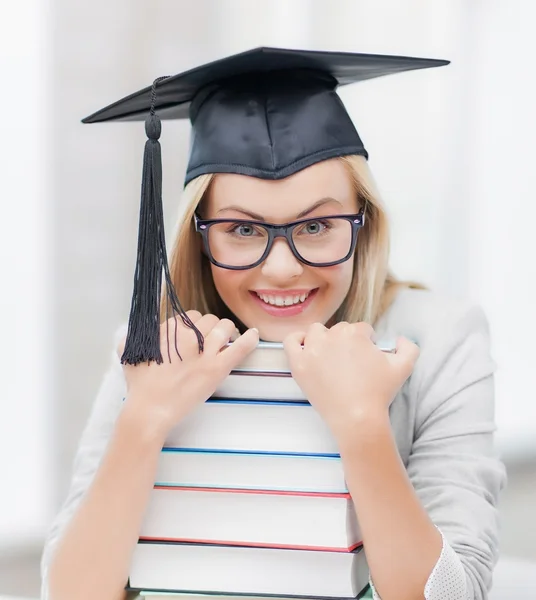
xmin=120 ymin=77 xmax=204 ymax=366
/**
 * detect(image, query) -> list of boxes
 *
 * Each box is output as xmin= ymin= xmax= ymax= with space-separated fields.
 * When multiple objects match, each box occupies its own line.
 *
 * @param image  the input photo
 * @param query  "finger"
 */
xmin=159 ymin=311 xmax=203 ymax=345
xmin=185 ymin=309 xmax=203 ymax=323
xmin=350 ymin=321 xmax=375 ymax=339
xmin=203 ymin=318 xmax=239 ymax=355
xmin=191 ymin=313 xmax=222 ymax=337
xmin=283 ymin=330 xmax=306 ymax=368
xmin=388 ymin=336 xmax=420 ymax=378
xmin=217 ymin=327 xmax=260 ymax=371
xmin=329 ymin=320 xmax=349 ymax=331
xmin=304 ymin=322 xmax=327 ymax=346
xmin=161 ymin=311 xmax=203 ymax=332
xmin=160 ymin=317 xmax=201 ymax=362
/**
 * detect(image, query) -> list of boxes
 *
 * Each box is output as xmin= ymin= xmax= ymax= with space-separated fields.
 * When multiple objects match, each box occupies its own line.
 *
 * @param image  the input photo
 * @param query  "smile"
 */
xmin=255 ymin=291 xmax=311 ymax=306
xmin=249 ymin=288 xmax=319 ymax=317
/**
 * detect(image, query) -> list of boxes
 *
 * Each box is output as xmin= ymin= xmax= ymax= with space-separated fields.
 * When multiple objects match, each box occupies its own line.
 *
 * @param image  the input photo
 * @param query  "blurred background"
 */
xmin=1 ymin=0 xmax=535 ymax=596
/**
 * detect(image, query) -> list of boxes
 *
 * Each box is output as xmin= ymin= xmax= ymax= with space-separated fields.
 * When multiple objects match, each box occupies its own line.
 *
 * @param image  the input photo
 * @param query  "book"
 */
xmin=164 ymin=400 xmax=339 ymax=455
xmin=228 ymin=340 xmax=397 ymax=375
xmin=155 ymin=448 xmax=347 ymax=493
xmin=213 ymin=372 xmax=305 ymax=401
xmin=128 ymin=542 xmax=370 ymax=599
xmin=139 ymin=487 xmax=361 ymax=551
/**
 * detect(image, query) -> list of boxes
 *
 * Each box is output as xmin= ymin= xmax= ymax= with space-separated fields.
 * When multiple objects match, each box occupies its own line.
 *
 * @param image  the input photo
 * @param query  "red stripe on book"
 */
xmin=137 ymin=536 xmax=362 ymax=552
xmin=152 ymin=486 xmax=351 ymax=499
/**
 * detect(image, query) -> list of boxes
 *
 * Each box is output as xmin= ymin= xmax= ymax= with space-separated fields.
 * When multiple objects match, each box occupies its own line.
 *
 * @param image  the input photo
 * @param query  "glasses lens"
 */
xmin=292 ymin=217 xmax=353 ymax=264
xmin=207 ymin=221 xmax=269 ymax=267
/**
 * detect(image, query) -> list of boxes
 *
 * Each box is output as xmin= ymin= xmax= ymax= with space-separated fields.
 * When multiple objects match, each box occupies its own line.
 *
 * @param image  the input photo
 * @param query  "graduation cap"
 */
xmin=83 ymin=47 xmax=449 ymax=365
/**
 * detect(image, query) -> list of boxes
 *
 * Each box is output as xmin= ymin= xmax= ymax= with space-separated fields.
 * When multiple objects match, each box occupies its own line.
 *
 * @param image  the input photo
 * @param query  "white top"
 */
xmin=40 ymin=288 xmax=507 ymax=599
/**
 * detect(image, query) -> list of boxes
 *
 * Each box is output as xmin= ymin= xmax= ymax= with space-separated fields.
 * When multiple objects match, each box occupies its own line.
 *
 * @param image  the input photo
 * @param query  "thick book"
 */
xmin=213 ymin=372 xmax=305 ymax=401
xmin=155 ymin=448 xmax=347 ymax=493
xmin=128 ymin=542 xmax=369 ymax=599
xmin=139 ymin=487 xmax=361 ymax=551
xmin=164 ymin=400 xmax=339 ymax=455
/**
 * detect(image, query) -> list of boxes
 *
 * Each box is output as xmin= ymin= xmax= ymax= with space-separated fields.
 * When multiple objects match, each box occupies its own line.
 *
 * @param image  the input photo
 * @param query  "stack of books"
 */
xmin=126 ymin=341 xmax=384 ymax=599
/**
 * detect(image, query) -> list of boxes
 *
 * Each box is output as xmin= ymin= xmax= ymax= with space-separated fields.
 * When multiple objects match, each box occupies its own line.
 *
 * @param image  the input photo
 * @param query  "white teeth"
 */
xmin=256 ymin=291 xmax=311 ymax=306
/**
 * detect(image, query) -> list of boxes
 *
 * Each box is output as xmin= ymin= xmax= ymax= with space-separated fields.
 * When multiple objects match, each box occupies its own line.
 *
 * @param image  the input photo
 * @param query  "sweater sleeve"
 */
xmin=370 ymin=303 xmax=506 ymax=599
xmin=40 ymin=326 xmax=127 ymax=600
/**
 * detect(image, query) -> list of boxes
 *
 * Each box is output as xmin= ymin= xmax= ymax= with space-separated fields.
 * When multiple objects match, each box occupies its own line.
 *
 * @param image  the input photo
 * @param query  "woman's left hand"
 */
xmin=283 ymin=322 xmax=420 ymax=437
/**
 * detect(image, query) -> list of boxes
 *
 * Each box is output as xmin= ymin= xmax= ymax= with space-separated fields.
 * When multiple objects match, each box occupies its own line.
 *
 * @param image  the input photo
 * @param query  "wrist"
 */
xmin=328 ymin=405 xmax=391 ymax=447
xmin=117 ymin=399 xmax=171 ymax=449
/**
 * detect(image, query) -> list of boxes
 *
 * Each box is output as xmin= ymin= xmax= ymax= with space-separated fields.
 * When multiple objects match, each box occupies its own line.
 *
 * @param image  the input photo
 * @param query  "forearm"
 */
xmin=48 ymin=404 xmax=167 ymax=600
xmin=336 ymin=411 xmax=442 ymax=600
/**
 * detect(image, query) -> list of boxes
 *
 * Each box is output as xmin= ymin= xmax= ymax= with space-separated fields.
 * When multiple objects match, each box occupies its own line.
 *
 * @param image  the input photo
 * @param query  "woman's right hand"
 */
xmin=116 ymin=311 xmax=259 ymax=438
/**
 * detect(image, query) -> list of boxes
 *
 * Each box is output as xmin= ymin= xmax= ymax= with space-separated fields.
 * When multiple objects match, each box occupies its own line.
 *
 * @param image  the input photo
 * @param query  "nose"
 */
xmin=260 ymin=238 xmax=304 ymax=281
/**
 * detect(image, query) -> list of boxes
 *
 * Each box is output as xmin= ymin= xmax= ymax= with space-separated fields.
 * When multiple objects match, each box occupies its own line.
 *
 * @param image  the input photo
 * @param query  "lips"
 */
xmin=249 ymin=288 xmax=319 ymax=317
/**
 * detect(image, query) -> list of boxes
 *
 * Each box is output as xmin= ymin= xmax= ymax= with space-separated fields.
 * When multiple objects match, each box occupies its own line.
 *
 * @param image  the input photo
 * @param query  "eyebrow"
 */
xmin=215 ymin=198 xmax=344 ymax=221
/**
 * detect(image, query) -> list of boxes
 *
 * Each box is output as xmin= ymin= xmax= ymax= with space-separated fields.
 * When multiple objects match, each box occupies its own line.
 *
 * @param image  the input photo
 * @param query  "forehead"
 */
xmin=204 ymin=158 xmax=356 ymax=218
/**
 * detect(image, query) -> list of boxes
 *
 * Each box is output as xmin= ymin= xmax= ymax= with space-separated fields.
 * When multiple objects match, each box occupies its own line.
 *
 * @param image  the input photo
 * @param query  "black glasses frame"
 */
xmin=194 ymin=208 xmax=365 ymax=270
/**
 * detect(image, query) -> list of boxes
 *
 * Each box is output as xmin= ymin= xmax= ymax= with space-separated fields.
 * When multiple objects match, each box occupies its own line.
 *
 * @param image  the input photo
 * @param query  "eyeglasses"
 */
xmin=194 ymin=208 xmax=365 ymax=270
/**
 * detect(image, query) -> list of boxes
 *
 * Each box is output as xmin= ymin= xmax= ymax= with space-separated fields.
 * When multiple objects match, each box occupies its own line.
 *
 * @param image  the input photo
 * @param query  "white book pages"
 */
xmin=155 ymin=450 xmax=347 ymax=493
xmin=129 ymin=543 xmax=369 ymax=598
xmin=213 ymin=372 xmax=306 ymax=401
xmin=139 ymin=487 xmax=361 ymax=550
xmin=165 ymin=401 xmax=339 ymax=455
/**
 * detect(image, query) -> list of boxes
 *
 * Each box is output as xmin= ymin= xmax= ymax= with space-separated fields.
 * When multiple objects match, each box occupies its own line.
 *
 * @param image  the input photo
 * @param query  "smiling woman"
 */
xmin=42 ymin=48 xmax=505 ymax=600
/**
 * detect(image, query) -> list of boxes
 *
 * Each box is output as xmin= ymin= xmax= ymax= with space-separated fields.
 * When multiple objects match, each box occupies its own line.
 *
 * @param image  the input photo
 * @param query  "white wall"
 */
xmin=0 ymin=1 xmax=52 ymax=549
xmin=464 ymin=0 xmax=536 ymax=460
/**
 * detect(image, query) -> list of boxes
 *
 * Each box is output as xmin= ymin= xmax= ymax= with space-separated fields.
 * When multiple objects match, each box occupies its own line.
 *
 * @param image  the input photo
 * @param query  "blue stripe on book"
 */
xmin=123 ymin=398 xmax=310 ymax=406
xmin=161 ymin=447 xmax=341 ymax=458
xmin=205 ymin=398 xmax=310 ymax=406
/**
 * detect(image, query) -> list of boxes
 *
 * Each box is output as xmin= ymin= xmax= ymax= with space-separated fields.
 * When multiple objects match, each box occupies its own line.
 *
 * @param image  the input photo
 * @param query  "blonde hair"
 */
xmin=163 ymin=155 xmax=424 ymax=328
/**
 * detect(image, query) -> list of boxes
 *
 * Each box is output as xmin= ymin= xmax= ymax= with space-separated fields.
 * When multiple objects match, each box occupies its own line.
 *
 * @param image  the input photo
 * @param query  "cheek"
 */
xmin=321 ymin=261 xmax=354 ymax=295
xmin=210 ymin=266 xmax=249 ymax=308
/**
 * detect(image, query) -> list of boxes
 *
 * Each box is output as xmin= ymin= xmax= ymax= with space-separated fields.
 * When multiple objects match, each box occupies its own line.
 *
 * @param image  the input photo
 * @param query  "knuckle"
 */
xmin=185 ymin=309 xmax=202 ymax=320
xmin=353 ymin=321 xmax=374 ymax=335
xmin=218 ymin=318 xmax=236 ymax=330
xmin=210 ymin=325 xmax=228 ymax=341
xmin=198 ymin=313 xmax=219 ymax=328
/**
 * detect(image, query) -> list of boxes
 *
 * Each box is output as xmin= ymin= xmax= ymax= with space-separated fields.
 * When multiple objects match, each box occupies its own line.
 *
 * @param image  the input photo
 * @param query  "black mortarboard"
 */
xmin=83 ymin=48 xmax=449 ymax=365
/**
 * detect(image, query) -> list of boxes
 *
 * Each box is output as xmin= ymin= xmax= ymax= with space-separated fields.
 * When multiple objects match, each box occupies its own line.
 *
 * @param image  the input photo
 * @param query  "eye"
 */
xmin=227 ymin=222 xmax=262 ymax=237
xmin=296 ymin=219 xmax=332 ymax=236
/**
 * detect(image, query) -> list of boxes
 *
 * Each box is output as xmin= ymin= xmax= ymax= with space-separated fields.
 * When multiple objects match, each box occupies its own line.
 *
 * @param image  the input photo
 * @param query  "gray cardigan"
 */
xmin=40 ymin=288 xmax=507 ymax=599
